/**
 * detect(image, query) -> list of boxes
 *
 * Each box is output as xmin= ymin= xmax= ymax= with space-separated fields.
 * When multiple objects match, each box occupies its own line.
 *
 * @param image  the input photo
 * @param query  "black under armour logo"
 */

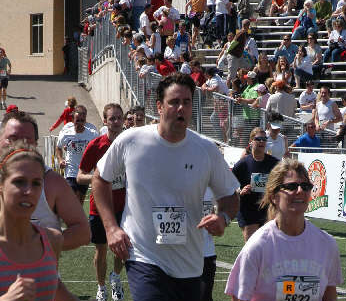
xmin=185 ymin=164 xmax=193 ymax=170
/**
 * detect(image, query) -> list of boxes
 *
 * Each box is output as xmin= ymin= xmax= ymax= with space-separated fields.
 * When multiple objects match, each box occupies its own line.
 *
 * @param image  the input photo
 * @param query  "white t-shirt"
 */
xmin=225 ymin=219 xmax=343 ymax=301
xmin=61 ymin=122 xmax=98 ymax=134
xmin=153 ymin=5 xmax=180 ymax=21
xmin=206 ymin=74 xmax=229 ymax=95
xmin=299 ymin=90 xmax=316 ymax=107
xmin=151 ymin=32 xmax=162 ymax=54
xmin=97 ymin=125 xmax=239 ymax=278
xmin=57 ymin=126 xmax=98 ymax=178
xmin=119 ymin=0 xmax=131 ymax=9
xmin=164 ymin=46 xmax=181 ymax=61
xmin=139 ymin=12 xmax=152 ymax=36
xmin=139 ymin=64 xmax=157 ymax=77
xmin=316 ymin=100 xmax=335 ymax=130
xmin=99 ymin=125 xmax=108 ymax=136
xmin=207 ymin=0 xmax=216 ymax=5
xmin=180 ymin=62 xmax=191 ymax=74
xmin=265 ymin=132 xmax=286 ymax=160
xmin=203 ymin=188 xmax=216 ymax=257
xmin=216 ymin=0 xmax=229 ymax=15
xmin=138 ymin=42 xmax=153 ymax=58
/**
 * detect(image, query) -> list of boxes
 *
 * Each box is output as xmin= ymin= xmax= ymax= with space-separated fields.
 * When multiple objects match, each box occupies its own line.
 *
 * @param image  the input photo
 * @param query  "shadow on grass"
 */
xmin=322 ymin=230 xmax=346 ymax=239
xmin=8 ymin=94 xmax=37 ymax=100
xmin=78 ymin=296 xmax=90 ymax=300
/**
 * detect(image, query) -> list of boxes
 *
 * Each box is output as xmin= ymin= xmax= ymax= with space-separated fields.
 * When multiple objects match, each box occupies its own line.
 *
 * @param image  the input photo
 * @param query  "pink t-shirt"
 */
xmin=225 ymin=219 xmax=343 ymax=301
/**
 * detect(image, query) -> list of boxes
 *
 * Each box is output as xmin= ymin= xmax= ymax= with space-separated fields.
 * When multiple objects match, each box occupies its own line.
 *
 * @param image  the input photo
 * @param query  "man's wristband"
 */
xmin=218 ymin=211 xmax=231 ymax=226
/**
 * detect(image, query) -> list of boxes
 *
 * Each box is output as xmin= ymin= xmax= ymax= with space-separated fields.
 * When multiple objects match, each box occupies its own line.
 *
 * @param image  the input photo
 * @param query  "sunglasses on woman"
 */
xmin=253 ymin=136 xmax=268 ymax=142
xmin=276 ymin=182 xmax=313 ymax=192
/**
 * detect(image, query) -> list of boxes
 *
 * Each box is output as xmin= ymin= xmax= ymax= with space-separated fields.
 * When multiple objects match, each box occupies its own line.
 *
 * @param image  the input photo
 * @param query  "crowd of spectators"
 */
xmin=80 ymin=0 xmax=346 ymax=146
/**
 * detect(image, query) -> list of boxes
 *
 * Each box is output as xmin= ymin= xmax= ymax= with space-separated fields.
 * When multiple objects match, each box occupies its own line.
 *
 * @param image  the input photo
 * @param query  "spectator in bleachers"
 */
xmin=253 ymin=53 xmax=273 ymax=84
xmin=291 ymin=0 xmax=318 ymax=40
xmin=119 ymin=0 xmax=132 ymax=24
xmin=159 ymin=8 xmax=175 ymax=37
xmin=139 ymin=4 xmax=153 ymax=40
xmin=202 ymin=67 xmax=230 ymax=141
xmin=133 ymin=33 xmax=153 ymax=58
xmin=251 ymin=84 xmax=271 ymax=108
xmin=174 ymin=21 xmax=191 ymax=56
xmin=328 ymin=0 xmax=346 ymax=28
xmin=269 ymin=0 xmax=286 ymax=18
xmin=153 ymin=0 xmax=180 ymax=53
xmin=124 ymin=110 xmax=134 ymax=129
xmin=230 ymin=78 xmax=242 ymax=98
xmin=265 ymin=77 xmax=275 ymax=94
xmin=122 ymin=29 xmax=133 ymax=46
xmin=139 ymin=57 xmax=158 ymax=78
xmin=243 ymin=20 xmax=259 ymax=68
xmin=164 ymin=36 xmax=181 ymax=63
xmin=335 ymin=96 xmax=346 ymax=141
xmin=266 ymin=80 xmax=297 ymax=117
xmin=154 ymin=53 xmax=176 ymax=76
xmin=215 ymin=0 xmax=234 ymax=48
xmin=273 ymin=56 xmax=293 ymax=85
xmin=226 ymin=30 xmax=248 ymax=83
xmin=235 ymin=71 xmax=259 ymax=106
xmin=216 ymin=32 xmax=235 ymax=71
xmin=185 ymin=0 xmax=207 ymax=49
xmin=237 ymin=0 xmax=251 ymax=30
xmin=306 ymin=33 xmax=323 ymax=78
xmin=314 ymin=86 xmax=342 ymax=130
xmin=314 ymin=0 xmax=332 ymax=31
xmin=132 ymin=0 xmax=148 ymax=31
xmin=149 ymin=23 xmax=163 ymax=55
xmin=291 ymin=121 xmax=321 ymax=147
xmin=180 ymin=52 xmax=192 ymax=74
xmin=298 ymin=81 xmax=316 ymax=112
xmin=323 ymin=19 xmax=346 ymax=62
xmin=190 ymin=59 xmax=207 ymax=86
xmin=293 ymin=45 xmax=313 ymax=89
xmin=207 ymin=0 xmax=216 ymax=12
xmin=149 ymin=0 xmax=164 ymax=21
xmin=265 ymin=112 xmax=288 ymax=160
xmin=274 ymin=35 xmax=298 ymax=65
xmin=110 ymin=3 xmax=122 ymax=25
xmin=135 ymin=57 xmax=147 ymax=71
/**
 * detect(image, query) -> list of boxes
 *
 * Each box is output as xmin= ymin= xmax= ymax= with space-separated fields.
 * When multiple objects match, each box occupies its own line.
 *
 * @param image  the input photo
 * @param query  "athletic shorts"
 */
xmin=89 ymin=212 xmax=123 ymax=244
xmin=126 ymin=261 xmax=201 ymax=301
xmin=0 ymin=78 xmax=8 ymax=89
xmin=65 ymin=177 xmax=89 ymax=196
xmin=201 ymin=255 xmax=217 ymax=301
xmin=237 ymin=205 xmax=267 ymax=228
xmin=189 ymin=12 xmax=203 ymax=28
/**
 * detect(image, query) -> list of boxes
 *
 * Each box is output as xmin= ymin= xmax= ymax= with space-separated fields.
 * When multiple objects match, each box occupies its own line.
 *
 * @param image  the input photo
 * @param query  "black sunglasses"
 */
xmin=276 ymin=182 xmax=313 ymax=192
xmin=253 ymin=136 xmax=268 ymax=142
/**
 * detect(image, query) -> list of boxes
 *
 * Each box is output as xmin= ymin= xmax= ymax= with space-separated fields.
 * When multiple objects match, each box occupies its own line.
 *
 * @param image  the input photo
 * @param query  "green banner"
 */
xmin=306 ymin=196 xmax=328 ymax=212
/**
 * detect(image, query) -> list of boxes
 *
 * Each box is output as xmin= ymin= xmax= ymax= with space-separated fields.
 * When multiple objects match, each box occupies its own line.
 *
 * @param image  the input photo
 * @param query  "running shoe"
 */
xmin=96 ymin=286 xmax=108 ymax=301
xmin=110 ymin=272 xmax=124 ymax=301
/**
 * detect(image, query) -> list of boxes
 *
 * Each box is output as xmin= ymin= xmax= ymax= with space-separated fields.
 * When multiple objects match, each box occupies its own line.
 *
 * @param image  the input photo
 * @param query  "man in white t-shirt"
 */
xmin=92 ymin=73 xmax=240 ymax=301
xmin=153 ymin=0 xmax=181 ymax=23
xmin=139 ymin=4 xmax=153 ymax=40
xmin=56 ymin=105 xmax=98 ymax=204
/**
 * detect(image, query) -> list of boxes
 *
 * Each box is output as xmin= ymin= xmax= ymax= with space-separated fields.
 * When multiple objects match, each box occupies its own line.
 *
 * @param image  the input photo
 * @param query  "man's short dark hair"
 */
xmin=156 ymin=73 xmax=196 ymax=103
xmin=1 ymin=111 xmax=39 ymax=141
xmin=267 ymin=111 xmax=284 ymax=123
xmin=103 ymin=103 xmax=123 ymax=119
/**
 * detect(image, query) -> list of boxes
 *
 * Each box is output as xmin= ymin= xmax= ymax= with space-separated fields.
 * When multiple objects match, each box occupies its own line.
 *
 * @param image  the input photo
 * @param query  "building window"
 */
xmin=31 ymin=14 xmax=43 ymax=54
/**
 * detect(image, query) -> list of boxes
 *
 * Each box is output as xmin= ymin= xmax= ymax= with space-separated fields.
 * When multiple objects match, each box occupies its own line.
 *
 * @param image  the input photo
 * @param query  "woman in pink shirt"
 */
xmin=225 ymin=159 xmax=343 ymax=301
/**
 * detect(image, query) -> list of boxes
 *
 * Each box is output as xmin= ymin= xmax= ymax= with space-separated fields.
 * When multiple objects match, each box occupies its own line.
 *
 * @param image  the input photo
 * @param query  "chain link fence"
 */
xmin=77 ymin=12 xmax=340 ymax=149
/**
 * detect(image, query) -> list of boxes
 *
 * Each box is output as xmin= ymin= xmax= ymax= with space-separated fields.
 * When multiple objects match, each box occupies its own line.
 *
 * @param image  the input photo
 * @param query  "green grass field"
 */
xmin=59 ymin=202 xmax=346 ymax=300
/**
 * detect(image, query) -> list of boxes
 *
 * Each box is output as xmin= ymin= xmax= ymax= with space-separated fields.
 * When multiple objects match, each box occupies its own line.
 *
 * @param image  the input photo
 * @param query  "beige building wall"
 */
xmin=0 ymin=0 xmax=65 ymax=75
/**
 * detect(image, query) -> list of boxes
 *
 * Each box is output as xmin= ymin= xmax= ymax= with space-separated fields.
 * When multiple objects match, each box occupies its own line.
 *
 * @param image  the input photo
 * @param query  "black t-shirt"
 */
xmin=233 ymin=154 xmax=279 ymax=212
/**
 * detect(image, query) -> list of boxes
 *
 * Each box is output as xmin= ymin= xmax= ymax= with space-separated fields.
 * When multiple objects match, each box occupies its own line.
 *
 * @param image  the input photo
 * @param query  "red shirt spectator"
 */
xmin=156 ymin=59 xmax=176 ymax=76
xmin=191 ymin=71 xmax=206 ymax=87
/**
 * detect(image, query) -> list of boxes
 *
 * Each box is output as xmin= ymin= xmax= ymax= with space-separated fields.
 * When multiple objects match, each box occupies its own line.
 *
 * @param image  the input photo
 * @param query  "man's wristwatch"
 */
xmin=218 ymin=211 xmax=231 ymax=226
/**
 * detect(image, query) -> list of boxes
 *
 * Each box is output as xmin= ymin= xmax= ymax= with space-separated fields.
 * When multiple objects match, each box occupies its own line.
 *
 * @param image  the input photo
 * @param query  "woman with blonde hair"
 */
xmin=273 ymin=56 xmax=292 ymax=85
xmin=253 ymin=53 xmax=273 ymax=84
xmin=225 ymin=158 xmax=343 ymax=301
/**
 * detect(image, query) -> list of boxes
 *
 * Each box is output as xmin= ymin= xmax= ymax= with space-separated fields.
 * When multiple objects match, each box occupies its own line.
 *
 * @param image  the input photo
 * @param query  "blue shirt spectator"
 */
xmin=291 ymin=122 xmax=321 ymax=149
xmin=274 ymin=35 xmax=299 ymax=64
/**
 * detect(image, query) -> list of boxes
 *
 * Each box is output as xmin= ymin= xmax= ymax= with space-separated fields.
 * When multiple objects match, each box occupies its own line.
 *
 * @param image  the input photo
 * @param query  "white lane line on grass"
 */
xmin=333 ymin=235 xmax=346 ymax=240
xmin=216 ymin=260 xmax=233 ymax=270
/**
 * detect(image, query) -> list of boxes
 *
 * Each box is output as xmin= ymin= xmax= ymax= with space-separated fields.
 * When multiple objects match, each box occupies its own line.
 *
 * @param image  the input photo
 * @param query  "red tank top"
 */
xmin=0 ymin=225 xmax=58 ymax=300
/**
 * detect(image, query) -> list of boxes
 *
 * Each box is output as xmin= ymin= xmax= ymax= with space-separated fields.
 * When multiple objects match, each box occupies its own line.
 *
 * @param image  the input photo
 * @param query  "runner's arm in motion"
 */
xmin=92 ymin=168 xmax=132 ymax=261
xmin=197 ymin=192 xmax=239 ymax=236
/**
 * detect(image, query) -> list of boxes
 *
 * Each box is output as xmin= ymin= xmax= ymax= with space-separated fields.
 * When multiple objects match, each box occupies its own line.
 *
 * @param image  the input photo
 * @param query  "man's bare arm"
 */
xmin=45 ymin=170 xmax=90 ymax=250
xmin=216 ymin=192 xmax=240 ymax=221
xmin=76 ymin=168 xmax=93 ymax=185
xmin=92 ymin=168 xmax=132 ymax=260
